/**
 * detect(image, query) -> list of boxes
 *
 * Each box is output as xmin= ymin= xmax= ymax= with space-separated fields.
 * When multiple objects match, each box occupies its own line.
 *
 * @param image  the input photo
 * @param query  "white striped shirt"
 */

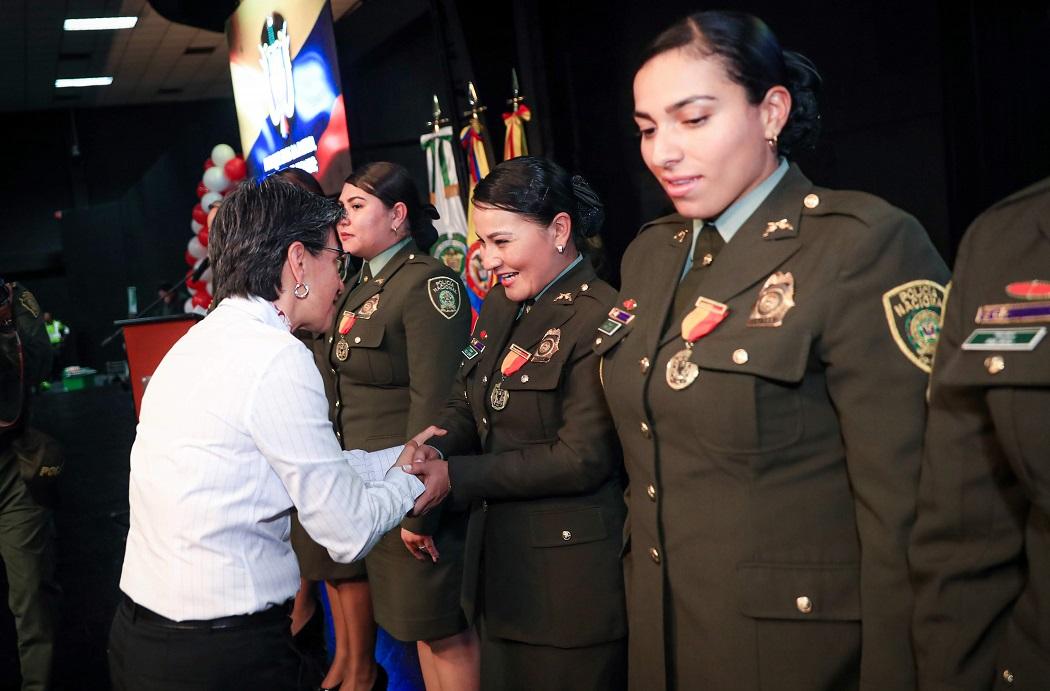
xmin=119 ymin=295 xmax=423 ymax=620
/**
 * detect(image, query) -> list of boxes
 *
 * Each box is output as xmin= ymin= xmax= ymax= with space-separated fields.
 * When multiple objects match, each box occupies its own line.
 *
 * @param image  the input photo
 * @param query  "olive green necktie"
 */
xmin=672 ymin=223 xmax=724 ymax=317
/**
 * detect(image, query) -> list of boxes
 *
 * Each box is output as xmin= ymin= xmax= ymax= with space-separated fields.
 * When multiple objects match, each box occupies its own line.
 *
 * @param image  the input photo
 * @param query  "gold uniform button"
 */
xmin=330 ymin=368 xmax=336 ymax=375
xmin=408 ymin=254 xmax=415 ymax=259
xmin=561 ymin=530 xmax=572 ymax=541
xmin=335 ymin=430 xmax=342 ymax=439
xmin=353 ymin=336 xmax=362 ymax=344
xmin=648 ymin=547 xmax=661 ymax=564
xmin=701 ymin=253 xmax=714 ymax=266
xmin=796 ymin=596 xmax=813 ymax=614
xmin=521 ymin=374 xmax=529 ymax=383
xmin=640 ymin=421 xmax=651 ymax=439
xmin=581 ymin=283 xmax=589 ymax=291
xmin=595 ymin=337 xmax=603 ymax=346
xmin=732 ymin=349 xmax=749 ymax=365
xmin=1002 ymin=669 xmax=1014 ymax=684
xmin=646 ymin=484 xmax=656 ymax=501
xmin=335 ymin=400 xmax=341 ymax=408
xmin=481 ymin=417 xmax=488 ymax=426
xmin=328 ymin=336 xmax=333 ymax=344
xmin=985 ymin=355 xmax=1005 ymax=374
xmin=639 ymin=357 xmax=650 ymax=374
xmin=803 ymin=193 xmax=820 ymax=209
xmin=482 ymin=375 xmax=488 ymax=384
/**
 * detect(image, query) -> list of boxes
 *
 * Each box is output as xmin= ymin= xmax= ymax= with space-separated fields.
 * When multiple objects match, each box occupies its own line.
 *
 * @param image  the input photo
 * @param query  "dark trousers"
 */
xmin=108 ymin=597 xmax=301 ymax=691
xmin=0 ymin=452 xmax=57 ymax=691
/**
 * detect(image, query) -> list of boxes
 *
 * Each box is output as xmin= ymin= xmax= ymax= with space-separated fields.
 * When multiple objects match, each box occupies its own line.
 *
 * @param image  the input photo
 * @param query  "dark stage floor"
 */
xmin=0 ymin=384 xmax=137 ymax=690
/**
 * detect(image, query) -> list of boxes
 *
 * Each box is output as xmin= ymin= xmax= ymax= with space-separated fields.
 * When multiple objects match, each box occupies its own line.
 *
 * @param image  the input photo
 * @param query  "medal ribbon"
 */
xmin=500 ymin=344 xmax=531 ymax=377
xmin=338 ymin=312 xmax=357 ymax=335
xmin=680 ymin=298 xmax=729 ymax=344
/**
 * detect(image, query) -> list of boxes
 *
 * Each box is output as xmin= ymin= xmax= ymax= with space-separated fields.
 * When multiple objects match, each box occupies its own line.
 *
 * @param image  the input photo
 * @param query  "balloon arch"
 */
xmin=183 ymin=143 xmax=248 ymax=314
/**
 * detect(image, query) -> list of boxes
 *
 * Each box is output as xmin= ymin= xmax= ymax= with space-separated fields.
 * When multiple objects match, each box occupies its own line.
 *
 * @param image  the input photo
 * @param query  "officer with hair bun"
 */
xmin=426 ymin=155 xmax=627 ymax=691
xmin=597 ymin=10 xmax=948 ymax=690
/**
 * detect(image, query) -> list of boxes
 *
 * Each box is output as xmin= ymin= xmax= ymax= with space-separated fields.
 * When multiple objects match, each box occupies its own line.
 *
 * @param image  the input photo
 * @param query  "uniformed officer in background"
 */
xmin=911 ymin=177 xmax=1050 ymax=690
xmin=598 ymin=11 xmax=948 ymax=690
xmin=0 ymin=279 xmax=59 ymax=690
xmin=291 ymin=162 xmax=477 ymax=691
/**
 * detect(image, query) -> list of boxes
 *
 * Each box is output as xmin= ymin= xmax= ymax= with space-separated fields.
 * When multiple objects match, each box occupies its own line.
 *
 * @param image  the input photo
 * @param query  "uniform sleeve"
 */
xmin=400 ymin=269 xmax=470 ymax=534
xmin=909 ymin=226 xmax=1028 ymax=691
xmin=818 ymin=212 xmax=949 ymax=690
xmin=13 ymin=286 xmax=52 ymax=385
xmin=446 ymin=323 xmax=620 ymax=503
xmin=247 ymin=342 xmax=424 ymax=563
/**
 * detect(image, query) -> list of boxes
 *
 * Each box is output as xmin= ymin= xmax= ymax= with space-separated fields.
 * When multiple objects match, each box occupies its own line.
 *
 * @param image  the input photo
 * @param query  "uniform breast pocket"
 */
xmin=689 ymin=330 xmax=810 ymax=454
xmin=347 ymin=322 xmax=394 ymax=385
xmin=499 ymin=356 xmax=566 ymax=443
xmin=736 ymin=562 xmax=861 ymax=621
xmin=989 ymin=387 xmax=1050 ymax=504
xmin=528 ymin=506 xmax=608 ymax=548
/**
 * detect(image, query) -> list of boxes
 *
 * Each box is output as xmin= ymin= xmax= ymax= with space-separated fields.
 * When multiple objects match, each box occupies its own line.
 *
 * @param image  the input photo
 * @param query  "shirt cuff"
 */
xmin=381 ymin=463 xmax=425 ymax=500
xmin=343 ymin=445 xmax=405 ymax=483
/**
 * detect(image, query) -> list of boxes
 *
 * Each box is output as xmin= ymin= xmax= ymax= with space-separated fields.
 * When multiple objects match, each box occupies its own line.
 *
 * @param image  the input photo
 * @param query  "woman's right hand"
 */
xmin=401 ymin=528 xmax=440 ymax=562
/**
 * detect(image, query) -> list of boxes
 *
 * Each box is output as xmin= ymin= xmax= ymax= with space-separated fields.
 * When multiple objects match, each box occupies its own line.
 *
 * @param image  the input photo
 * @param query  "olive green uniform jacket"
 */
xmin=910 ymin=177 xmax=1050 ymax=690
xmin=292 ymin=241 xmax=471 ymax=639
xmin=596 ymin=164 xmax=948 ymax=691
xmin=431 ymin=260 xmax=628 ymax=651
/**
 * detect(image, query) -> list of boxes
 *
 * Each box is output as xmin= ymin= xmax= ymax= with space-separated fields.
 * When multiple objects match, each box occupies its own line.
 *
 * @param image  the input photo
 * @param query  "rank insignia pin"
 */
xmin=674 ymin=229 xmax=688 ymax=243
xmin=554 ymin=291 xmax=574 ymax=303
xmin=763 ymin=218 xmax=794 ymax=238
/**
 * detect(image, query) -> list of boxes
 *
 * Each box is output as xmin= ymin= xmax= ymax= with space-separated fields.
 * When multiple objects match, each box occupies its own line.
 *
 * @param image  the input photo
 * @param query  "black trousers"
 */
xmin=108 ymin=597 xmax=301 ymax=691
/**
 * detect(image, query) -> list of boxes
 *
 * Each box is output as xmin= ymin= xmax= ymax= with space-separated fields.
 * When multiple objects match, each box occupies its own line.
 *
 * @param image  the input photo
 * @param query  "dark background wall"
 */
xmin=1 ymin=0 xmax=1047 ymax=369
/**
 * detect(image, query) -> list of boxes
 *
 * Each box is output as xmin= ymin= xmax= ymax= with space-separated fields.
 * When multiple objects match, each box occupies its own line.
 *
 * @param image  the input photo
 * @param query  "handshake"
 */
xmin=394 ymin=425 xmax=451 ymax=516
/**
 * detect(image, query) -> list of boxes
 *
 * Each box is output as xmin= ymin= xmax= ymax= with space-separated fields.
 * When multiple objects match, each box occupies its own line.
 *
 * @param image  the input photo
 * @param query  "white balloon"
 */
xmin=203 ymin=166 xmax=230 ymax=193
xmin=183 ymin=297 xmax=195 ymax=313
xmin=191 ymin=219 xmax=203 ymax=233
xmin=211 ymin=144 xmax=236 ymax=167
xmin=200 ymin=191 xmax=222 ymax=211
xmin=188 ymin=237 xmax=206 ymax=259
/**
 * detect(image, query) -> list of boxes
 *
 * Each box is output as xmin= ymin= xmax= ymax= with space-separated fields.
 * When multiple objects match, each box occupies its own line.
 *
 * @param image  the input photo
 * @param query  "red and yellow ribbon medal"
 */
xmin=334 ymin=311 xmax=357 ymax=362
xmin=490 ymin=344 xmax=530 ymax=410
xmin=666 ymin=297 xmax=728 ymax=390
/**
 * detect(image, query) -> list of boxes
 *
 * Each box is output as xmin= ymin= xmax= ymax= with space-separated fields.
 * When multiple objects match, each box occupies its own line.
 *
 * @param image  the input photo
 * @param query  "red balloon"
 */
xmin=197 ymin=226 xmax=209 ymax=248
xmin=196 ymin=181 xmax=208 ymax=198
xmin=191 ymin=292 xmax=211 ymax=309
xmin=203 ymin=158 xmax=214 ymax=171
xmin=192 ymin=204 xmax=207 ymax=225
xmin=224 ymin=156 xmax=247 ymax=182
xmin=185 ymin=250 xmax=197 ymax=267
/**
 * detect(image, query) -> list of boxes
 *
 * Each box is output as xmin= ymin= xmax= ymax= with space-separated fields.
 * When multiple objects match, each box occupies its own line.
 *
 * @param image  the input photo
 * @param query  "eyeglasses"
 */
xmin=319 ymin=246 xmax=350 ymax=281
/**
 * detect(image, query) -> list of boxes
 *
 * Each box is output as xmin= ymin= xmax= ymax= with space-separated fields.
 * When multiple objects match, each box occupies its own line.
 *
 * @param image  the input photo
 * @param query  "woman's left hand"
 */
xmin=401 ymin=528 xmax=440 ymax=563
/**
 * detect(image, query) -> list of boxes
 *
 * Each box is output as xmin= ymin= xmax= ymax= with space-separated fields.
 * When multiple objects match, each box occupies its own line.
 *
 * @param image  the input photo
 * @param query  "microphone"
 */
xmin=191 ymin=257 xmax=210 ymax=282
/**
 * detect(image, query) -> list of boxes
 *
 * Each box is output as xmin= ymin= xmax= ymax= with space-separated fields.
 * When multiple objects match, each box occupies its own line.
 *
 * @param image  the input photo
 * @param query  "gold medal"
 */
xmin=335 ymin=337 xmax=349 ymax=361
xmin=666 ymin=346 xmax=699 ymax=390
xmin=490 ymin=381 xmax=509 ymax=410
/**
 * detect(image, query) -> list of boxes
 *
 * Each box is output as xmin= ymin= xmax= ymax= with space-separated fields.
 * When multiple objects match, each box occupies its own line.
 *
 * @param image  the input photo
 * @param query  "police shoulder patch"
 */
xmin=882 ymin=279 xmax=946 ymax=372
xmin=428 ymin=276 xmax=461 ymax=320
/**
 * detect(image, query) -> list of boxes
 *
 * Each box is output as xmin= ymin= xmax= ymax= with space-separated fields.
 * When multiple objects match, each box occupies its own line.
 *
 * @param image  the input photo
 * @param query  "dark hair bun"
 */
xmin=780 ymin=50 xmax=822 ymax=156
xmin=571 ymin=175 xmax=605 ymax=238
xmin=423 ymin=203 xmax=440 ymax=221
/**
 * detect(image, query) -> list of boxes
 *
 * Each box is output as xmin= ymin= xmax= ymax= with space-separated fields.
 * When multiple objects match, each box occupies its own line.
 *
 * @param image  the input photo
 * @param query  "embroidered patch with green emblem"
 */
xmin=882 ymin=279 xmax=946 ymax=373
xmin=428 ymin=277 xmax=462 ymax=320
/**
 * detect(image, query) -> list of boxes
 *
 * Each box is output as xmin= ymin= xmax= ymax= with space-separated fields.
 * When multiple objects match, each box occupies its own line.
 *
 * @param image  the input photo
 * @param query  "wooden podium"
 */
xmin=115 ymin=314 xmax=202 ymax=418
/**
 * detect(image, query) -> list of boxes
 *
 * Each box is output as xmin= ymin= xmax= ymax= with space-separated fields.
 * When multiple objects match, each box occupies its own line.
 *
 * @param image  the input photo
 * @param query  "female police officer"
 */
xmin=290 ymin=162 xmax=476 ymax=691
xmin=596 ymin=11 xmax=948 ymax=691
xmin=427 ymin=156 xmax=627 ymax=690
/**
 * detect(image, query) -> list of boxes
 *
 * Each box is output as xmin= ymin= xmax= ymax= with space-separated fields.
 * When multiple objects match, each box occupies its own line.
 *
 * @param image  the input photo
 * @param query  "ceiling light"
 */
xmin=55 ymin=77 xmax=114 ymax=88
xmin=64 ymin=17 xmax=138 ymax=31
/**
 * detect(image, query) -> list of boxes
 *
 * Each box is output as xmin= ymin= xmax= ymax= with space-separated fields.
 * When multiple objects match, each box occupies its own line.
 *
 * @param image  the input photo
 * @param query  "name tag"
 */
xmin=961 ymin=326 xmax=1046 ymax=351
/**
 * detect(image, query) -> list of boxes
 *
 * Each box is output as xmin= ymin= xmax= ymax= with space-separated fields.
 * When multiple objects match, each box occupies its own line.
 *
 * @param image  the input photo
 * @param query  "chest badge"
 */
xmin=747 ymin=272 xmax=796 ymax=328
xmin=532 ymin=329 xmax=561 ymax=363
xmin=490 ymin=344 xmax=531 ymax=411
xmin=357 ymin=294 xmax=380 ymax=319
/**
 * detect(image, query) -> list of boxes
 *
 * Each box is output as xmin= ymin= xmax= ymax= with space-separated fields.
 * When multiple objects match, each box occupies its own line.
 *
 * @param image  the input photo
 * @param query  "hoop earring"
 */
xmin=556 ymin=244 xmax=565 ymax=254
xmin=293 ymin=282 xmax=310 ymax=299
